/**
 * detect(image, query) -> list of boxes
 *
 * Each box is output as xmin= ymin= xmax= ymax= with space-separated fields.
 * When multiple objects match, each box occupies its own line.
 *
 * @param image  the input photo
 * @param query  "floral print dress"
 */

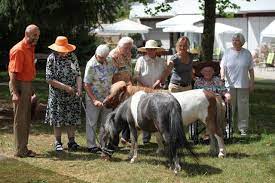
xmin=45 ymin=52 xmax=81 ymax=127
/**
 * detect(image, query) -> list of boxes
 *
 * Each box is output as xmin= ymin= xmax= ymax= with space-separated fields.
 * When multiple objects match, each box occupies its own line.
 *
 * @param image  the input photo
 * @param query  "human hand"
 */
xmin=224 ymin=93 xmax=231 ymax=102
xmin=76 ymin=88 xmax=82 ymax=97
xmin=65 ymin=85 xmax=75 ymax=95
xmin=152 ymin=80 xmax=161 ymax=89
xmin=93 ymin=100 xmax=103 ymax=107
xmin=12 ymin=93 xmax=20 ymax=104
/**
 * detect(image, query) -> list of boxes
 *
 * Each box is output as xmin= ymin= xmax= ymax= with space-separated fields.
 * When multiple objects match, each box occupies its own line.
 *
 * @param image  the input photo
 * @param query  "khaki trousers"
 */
xmin=9 ymin=80 xmax=32 ymax=156
xmin=229 ymin=88 xmax=249 ymax=132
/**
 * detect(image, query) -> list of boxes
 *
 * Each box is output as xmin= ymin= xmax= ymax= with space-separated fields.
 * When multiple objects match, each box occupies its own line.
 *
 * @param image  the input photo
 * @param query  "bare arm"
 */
xmin=9 ymin=72 xmax=20 ymax=104
xmin=83 ymin=83 xmax=103 ymax=107
xmin=249 ymin=68 xmax=255 ymax=92
xmin=47 ymin=79 xmax=75 ymax=95
xmin=76 ymin=76 xmax=82 ymax=97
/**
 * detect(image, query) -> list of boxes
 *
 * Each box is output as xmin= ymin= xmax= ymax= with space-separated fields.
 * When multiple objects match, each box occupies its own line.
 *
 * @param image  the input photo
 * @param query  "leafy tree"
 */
xmin=0 ymin=0 xmax=126 ymax=62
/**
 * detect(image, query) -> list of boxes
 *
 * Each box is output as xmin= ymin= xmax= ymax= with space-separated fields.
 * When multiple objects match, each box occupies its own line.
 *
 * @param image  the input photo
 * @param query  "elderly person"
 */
xmin=109 ymin=37 xmax=133 ymax=145
xmin=84 ymin=44 xmax=117 ymax=153
xmin=220 ymin=33 xmax=255 ymax=136
xmin=8 ymin=24 xmax=40 ymax=157
xmin=45 ymin=36 xmax=82 ymax=152
xmin=194 ymin=61 xmax=230 ymax=101
xmin=166 ymin=36 xmax=193 ymax=92
xmin=134 ymin=39 xmax=167 ymax=144
xmin=109 ymin=36 xmax=134 ymax=84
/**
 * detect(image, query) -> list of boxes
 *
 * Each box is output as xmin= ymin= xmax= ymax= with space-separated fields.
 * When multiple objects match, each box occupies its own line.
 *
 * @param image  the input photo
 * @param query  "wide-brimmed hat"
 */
xmin=193 ymin=61 xmax=220 ymax=77
xmin=48 ymin=36 xmax=76 ymax=53
xmin=138 ymin=40 xmax=165 ymax=52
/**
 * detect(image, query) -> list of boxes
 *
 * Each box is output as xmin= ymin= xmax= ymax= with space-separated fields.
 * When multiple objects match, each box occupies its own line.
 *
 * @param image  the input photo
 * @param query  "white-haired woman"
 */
xmin=220 ymin=33 xmax=254 ymax=136
xmin=84 ymin=44 xmax=117 ymax=153
xmin=109 ymin=36 xmax=134 ymax=84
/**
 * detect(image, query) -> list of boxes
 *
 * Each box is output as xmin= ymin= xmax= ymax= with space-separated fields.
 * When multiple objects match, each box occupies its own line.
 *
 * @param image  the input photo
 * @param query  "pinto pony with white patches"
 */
xmin=103 ymin=81 xmax=226 ymax=158
xmin=101 ymin=91 xmax=197 ymax=174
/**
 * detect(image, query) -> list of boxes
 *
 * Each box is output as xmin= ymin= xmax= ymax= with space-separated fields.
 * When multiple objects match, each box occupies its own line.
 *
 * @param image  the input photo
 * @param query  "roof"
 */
xmin=130 ymin=0 xmax=275 ymax=18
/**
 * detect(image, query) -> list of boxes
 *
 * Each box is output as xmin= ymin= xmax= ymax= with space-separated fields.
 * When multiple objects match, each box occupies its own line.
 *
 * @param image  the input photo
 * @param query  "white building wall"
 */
xmin=215 ymin=17 xmax=248 ymax=52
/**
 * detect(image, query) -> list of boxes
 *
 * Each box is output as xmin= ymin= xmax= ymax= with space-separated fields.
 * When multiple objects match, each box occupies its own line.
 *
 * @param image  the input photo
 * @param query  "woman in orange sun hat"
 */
xmin=45 ymin=36 xmax=82 ymax=152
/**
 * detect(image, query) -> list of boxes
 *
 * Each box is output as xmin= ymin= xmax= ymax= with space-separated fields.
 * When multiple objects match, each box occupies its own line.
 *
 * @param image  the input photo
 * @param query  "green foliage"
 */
xmin=0 ymin=0 xmax=125 ymax=60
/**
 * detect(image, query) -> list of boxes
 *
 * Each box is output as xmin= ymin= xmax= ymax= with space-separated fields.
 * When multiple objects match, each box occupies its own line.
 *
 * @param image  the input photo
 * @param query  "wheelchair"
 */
xmin=189 ymin=96 xmax=233 ymax=144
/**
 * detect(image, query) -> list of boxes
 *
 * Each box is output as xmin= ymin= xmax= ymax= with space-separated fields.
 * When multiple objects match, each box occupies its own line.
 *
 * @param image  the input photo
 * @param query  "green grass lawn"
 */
xmin=0 ymin=70 xmax=274 ymax=183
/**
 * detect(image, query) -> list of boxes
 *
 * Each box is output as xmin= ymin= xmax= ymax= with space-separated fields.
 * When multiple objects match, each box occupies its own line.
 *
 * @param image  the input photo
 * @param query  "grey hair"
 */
xmin=96 ymin=44 xmax=110 ymax=57
xmin=117 ymin=37 xmax=134 ymax=48
xmin=232 ymin=33 xmax=245 ymax=46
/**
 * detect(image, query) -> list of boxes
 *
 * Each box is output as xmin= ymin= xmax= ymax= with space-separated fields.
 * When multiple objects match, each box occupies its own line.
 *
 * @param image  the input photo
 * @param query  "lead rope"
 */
xmin=79 ymin=96 xmax=114 ymax=156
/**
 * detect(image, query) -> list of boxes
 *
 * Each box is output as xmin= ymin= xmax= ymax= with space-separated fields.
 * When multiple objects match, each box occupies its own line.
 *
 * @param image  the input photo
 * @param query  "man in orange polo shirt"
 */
xmin=8 ymin=24 xmax=40 ymax=158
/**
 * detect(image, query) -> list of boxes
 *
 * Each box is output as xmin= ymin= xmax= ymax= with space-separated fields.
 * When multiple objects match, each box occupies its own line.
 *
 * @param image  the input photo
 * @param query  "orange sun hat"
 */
xmin=48 ymin=36 xmax=76 ymax=53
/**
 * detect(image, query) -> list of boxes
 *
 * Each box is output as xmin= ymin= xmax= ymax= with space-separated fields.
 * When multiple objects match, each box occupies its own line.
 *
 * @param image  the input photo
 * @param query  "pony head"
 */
xmin=103 ymin=81 xmax=128 ymax=108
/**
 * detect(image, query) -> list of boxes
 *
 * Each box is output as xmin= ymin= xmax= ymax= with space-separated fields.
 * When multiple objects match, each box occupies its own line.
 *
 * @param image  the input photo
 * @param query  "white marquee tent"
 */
xmin=261 ymin=20 xmax=275 ymax=40
xmin=93 ymin=19 xmax=152 ymax=34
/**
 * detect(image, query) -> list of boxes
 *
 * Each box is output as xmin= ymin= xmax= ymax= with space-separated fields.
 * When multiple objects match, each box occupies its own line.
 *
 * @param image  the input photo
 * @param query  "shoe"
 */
xmin=240 ymin=129 xmax=247 ymax=137
xmin=87 ymin=146 xmax=101 ymax=154
xmin=55 ymin=142 xmax=63 ymax=152
xmin=68 ymin=141 xmax=80 ymax=151
xmin=120 ymin=138 xmax=131 ymax=145
xmin=15 ymin=150 xmax=36 ymax=158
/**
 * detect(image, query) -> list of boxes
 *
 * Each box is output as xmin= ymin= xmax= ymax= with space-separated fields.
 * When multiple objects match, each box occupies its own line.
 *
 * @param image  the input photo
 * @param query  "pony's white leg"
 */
xmin=214 ymin=134 xmax=226 ymax=158
xmin=130 ymin=142 xmax=138 ymax=163
xmin=155 ymin=132 xmax=165 ymax=155
xmin=173 ymin=154 xmax=181 ymax=175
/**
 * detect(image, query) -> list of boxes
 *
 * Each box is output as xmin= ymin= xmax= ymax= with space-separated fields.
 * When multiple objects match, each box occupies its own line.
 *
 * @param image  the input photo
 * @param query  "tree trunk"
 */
xmin=201 ymin=0 xmax=216 ymax=62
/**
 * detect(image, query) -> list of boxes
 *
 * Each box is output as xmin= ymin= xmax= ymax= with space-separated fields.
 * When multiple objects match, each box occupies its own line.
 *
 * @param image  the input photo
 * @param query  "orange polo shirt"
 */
xmin=8 ymin=38 xmax=36 ymax=81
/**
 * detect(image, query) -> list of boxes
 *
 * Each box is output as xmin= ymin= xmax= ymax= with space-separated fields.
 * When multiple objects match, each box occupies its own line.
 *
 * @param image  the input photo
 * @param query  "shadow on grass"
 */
xmin=0 ymin=157 xmax=87 ymax=183
xmin=180 ymin=162 xmax=222 ymax=176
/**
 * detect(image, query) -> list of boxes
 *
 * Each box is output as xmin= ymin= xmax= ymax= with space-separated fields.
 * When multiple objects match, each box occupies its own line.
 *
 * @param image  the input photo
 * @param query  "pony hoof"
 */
xmin=218 ymin=152 xmax=226 ymax=158
xmin=156 ymin=148 xmax=165 ymax=155
xmin=130 ymin=158 xmax=135 ymax=163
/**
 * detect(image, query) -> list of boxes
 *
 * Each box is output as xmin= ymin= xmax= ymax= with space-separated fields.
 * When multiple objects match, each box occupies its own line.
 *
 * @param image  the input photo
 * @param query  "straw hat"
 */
xmin=193 ymin=61 xmax=220 ymax=77
xmin=48 ymin=36 xmax=76 ymax=53
xmin=138 ymin=40 xmax=165 ymax=52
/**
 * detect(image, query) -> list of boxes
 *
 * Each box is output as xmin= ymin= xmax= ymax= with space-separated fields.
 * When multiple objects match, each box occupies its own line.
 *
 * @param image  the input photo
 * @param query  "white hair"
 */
xmin=95 ymin=44 xmax=110 ymax=57
xmin=232 ymin=33 xmax=246 ymax=46
xmin=117 ymin=37 xmax=133 ymax=48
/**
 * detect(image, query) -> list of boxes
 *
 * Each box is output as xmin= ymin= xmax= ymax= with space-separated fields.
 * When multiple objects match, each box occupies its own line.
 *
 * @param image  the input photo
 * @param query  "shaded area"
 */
xmin=0 ymin=157 xmax=87 ymax=183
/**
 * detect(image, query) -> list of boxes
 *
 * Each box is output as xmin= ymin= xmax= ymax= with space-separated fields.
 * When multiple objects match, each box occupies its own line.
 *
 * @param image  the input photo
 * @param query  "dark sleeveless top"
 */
xmin=170 ymin=53 xmax=193 ymax=86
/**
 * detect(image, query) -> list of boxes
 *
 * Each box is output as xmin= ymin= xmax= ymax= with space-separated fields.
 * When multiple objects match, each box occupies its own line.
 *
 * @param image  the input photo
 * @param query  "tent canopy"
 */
xmin=261 ymin=20 xmax=275 ymax=39
xmin=94 ymin=19 xmax=152 ymax=34
xmin=156 ymin=14 xmax=204 ymax=28
xmin=162 ymin=22 xmax=242 ymax=34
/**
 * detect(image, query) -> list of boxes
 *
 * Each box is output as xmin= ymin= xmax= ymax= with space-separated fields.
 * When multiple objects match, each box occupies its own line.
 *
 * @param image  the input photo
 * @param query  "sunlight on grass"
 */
xmin=0 ymin=71 xmax=274 ymax=182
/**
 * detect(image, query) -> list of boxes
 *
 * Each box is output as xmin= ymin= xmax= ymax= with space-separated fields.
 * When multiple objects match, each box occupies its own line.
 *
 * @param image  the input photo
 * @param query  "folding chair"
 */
xmin=265 ymin=52 xmax=275 ymax=71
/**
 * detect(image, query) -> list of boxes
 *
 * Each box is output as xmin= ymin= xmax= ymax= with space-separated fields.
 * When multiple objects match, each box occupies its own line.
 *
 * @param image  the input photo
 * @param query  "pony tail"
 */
xmin=169 ymin=103 xmax=198 ymax=161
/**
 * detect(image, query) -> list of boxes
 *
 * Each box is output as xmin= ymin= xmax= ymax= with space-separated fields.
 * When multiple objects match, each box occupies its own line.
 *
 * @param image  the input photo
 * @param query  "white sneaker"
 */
xmin=55 ymin=142 xmax=63 ymax=151
xmin=240 ymin=130 xmax=247 ymax=137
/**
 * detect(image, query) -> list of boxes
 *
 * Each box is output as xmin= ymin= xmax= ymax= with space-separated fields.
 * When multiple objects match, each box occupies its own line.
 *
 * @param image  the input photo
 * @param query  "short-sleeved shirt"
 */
xmin=221 ymin=48 xmax=253 ymax=88
xmin=134 ymin=55 xmax=166 ymax=87
xmin=169 ymin=53 xmax=193 ymax=85
xmin=8 ymin=38 xmax=36 ymax=81
xmin=194 ymin=76 xmax=227 ymax=96
xmin=109 ymin=47 xmax=132 ymax=83
xmin=83 ymin=56 xmax=117 ymax=101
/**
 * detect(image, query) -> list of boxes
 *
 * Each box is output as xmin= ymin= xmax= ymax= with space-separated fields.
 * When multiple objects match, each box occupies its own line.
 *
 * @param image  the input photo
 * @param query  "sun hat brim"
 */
xmin=48 ymin=44 xmax=76 ymax=53
xmin=138 ymin=47 xmax=165 ymax=52
xmin=193 ymin=61 xmax=220 ymax=77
